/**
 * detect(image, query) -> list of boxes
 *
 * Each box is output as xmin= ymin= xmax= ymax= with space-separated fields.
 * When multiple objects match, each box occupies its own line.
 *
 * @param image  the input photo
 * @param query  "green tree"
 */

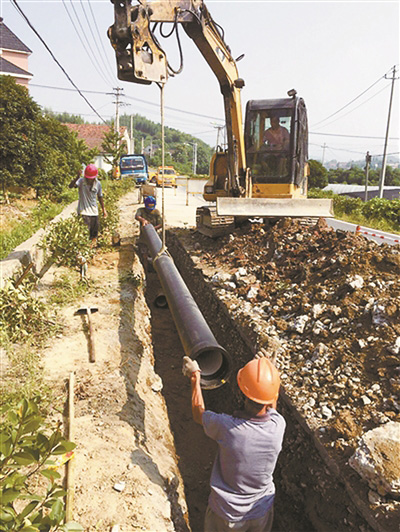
xmin=0 ymin=76 xmax=40 ymax=198
xmin=308 ymin=159 xmax=328 ymax=189
xmin=101 ymin=127 xmax=127 ymax=175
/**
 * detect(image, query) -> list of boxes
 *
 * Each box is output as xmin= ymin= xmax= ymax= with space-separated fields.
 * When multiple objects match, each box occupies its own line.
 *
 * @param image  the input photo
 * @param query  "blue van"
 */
xmin=120 ymin=154 xmax=148 ymax=185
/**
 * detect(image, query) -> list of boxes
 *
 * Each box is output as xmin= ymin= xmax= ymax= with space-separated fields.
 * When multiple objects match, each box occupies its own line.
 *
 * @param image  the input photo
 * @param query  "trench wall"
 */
xmin=167 ymin=230 xmax=380 ymax=532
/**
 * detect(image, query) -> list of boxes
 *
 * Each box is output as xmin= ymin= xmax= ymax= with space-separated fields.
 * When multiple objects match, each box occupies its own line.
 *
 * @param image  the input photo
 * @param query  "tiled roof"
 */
xmin=0 ymin=18 xmax=32 ymax=53
xmin=0 ymin=56 xmax=32 ymax=77
xmin=65 ymin=123 xmax=128 ymax=151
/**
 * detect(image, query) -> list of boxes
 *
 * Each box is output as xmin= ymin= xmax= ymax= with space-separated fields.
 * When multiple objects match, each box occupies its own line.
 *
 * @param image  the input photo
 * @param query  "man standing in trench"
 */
xmin=69 ymin=164 xmax=107 ymax=247
xmin=182 ymin=352 xmax=285 ymax=532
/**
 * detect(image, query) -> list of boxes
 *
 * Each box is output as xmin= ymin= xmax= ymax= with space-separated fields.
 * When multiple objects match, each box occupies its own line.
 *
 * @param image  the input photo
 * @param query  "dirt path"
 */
xmin=39 ymin=190 xmax=189 ymax=531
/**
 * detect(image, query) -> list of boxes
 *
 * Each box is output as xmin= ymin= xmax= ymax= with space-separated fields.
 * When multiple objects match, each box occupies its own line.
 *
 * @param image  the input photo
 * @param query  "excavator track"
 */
xmin=196 ymin=206 xmax=235 ymax=238
xmin=196 ymin=206 xmax=327 ymax=238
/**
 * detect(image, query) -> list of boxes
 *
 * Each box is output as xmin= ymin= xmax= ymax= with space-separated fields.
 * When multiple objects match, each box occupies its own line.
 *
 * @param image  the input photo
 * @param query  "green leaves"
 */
xmin=0 ymin=398 xmax=80 ymax=531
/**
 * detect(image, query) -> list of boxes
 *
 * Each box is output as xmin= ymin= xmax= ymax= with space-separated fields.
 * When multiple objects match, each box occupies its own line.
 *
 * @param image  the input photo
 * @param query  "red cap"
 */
xmin=84 ymin=164 xmax=98 ymax=179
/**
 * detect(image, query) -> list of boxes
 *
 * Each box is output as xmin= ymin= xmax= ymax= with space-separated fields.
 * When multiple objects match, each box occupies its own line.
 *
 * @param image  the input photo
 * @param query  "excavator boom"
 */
xmin=108 ymin=0 xmax=334 ymax=234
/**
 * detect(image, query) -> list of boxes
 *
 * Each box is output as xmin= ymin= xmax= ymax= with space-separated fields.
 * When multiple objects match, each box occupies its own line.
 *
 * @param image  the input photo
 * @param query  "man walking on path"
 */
xmin=69 ymin=164 xmax=107 ymax=246
xmin=182 ymin=352 xmax=285 ymax=532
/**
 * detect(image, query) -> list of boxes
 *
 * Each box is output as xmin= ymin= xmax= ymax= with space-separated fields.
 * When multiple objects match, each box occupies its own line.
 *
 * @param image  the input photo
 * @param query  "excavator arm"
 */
xmin=108 ymin=0 xmax=247 ymax=196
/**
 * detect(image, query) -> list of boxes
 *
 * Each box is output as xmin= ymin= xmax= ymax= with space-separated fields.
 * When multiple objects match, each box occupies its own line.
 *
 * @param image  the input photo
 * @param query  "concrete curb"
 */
xmin=0 ymin=201 xmax=78 ymax=289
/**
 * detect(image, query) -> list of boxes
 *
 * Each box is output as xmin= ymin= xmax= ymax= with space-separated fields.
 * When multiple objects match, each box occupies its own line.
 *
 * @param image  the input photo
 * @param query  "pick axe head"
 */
xmin=74 ymin=307 xmax=99 ymax=316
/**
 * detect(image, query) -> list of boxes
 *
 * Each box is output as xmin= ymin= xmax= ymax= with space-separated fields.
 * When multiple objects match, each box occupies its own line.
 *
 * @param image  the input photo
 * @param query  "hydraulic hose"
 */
xmin=142 ymin=224 xmax=230 ymax=389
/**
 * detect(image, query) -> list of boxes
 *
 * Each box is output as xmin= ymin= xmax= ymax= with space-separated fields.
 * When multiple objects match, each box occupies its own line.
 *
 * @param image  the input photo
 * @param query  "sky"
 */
xmin=1 ymin=0 xmax=399 ymax=164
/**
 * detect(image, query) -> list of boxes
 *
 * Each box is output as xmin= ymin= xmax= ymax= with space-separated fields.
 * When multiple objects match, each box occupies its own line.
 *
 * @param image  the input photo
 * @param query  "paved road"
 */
xmin=161 ymin=179 xmax=400 ymax=246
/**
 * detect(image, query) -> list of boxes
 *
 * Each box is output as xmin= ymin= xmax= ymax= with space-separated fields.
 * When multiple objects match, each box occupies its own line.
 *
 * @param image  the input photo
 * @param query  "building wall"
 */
xmin=2 ymin=49 xmax=29 ymax=71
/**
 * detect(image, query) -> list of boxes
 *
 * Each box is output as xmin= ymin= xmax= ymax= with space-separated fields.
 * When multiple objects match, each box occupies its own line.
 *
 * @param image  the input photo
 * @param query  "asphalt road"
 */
xmin=164 ymin=179 xmax=400 ymax=247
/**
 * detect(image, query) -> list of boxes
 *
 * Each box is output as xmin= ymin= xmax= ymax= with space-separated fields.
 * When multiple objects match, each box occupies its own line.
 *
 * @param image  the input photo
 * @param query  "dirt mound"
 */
xmin=180 ymin=219 xmax=400 ymax=525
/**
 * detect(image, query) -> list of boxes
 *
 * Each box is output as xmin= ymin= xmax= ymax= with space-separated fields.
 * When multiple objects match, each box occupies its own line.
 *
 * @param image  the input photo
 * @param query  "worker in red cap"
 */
xmin=182 ymin=350 xmax=285 ymax=532
xmin=69 ymin=164 xmax=107 ymax=246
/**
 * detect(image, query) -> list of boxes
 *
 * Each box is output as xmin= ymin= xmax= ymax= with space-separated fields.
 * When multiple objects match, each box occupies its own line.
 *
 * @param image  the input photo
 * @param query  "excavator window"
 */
xmin=246 ymin=110 xmax=292 ymax=183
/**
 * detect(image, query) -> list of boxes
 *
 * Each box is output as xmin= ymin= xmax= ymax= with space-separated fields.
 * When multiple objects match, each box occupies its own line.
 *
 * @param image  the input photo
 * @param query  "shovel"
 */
xmin=74 ymin=307 xmax=98 ymax=363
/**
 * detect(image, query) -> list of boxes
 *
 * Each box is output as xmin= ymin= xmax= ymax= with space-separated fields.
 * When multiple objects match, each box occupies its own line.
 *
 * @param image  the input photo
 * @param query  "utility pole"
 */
xmin=378 ymin=65 xmax=398 ymax=198
xmin=108 ymin=87 xmax=129 ymax=148
xmin=141 ymin=137 xmax=144 ymax=153
xmin=364 ymin=151 xmax=372 ymax=202
xmin=321 ymin=143 xmax=327 ymax=165
xmin=193 ymin=142 xmax=198 ymax=175
xmin=213 ymin=124 xmax=225 ymax=150
xmin=130 ymin=115 xmax=134 ymax=153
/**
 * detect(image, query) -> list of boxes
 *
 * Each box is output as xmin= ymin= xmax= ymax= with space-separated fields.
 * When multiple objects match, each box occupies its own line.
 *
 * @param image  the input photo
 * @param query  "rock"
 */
xmin=361 ymin=395 xmax=372 ymax=406
xmin=368 ymin=490 xmax=383 ymax=505
xmin=223 ymin=281 xmax=237 ymax=292
xmin=349 ymin=421 xmax=400 ymax=496
xmin=312 ymin=304 xmax=326 ymax=319
xmin=312 ymin=342 xmax=329 ymax=360
xmin=388 ymin=337 xmax=400 ymax=355
xmin=348 ymin=275 xmax=364 ymax=290
xmin=371 ymin=302 xmax=387 ymax=326
xmin=321 ymin=405 xmax=333 ymax=419
xmin=289 ymin=315 xmax=309 ymax=334
xmin=211 ymin=272 xmax=233 ymax=286
xmin=113 ymin=480 xmax=126 ymax=492
xmin=151 ymin=375 xmax=163 ymax=393
xmin=246 ymin=286 xmax=259 ymax=300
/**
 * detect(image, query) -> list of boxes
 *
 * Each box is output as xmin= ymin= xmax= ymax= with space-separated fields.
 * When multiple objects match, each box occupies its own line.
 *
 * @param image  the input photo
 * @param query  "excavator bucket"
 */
xmin=217 ymin=198 xmax=334 ymax=219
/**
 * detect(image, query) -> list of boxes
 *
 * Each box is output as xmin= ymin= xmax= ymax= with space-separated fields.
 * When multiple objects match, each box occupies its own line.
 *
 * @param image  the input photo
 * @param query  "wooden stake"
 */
xmin=66 ymin=372 xmax=75 ymax=522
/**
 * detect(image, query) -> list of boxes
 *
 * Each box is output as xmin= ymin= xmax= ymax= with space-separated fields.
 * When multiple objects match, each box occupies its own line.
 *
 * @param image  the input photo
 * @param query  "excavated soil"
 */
xmin=166 ymin=218 xmax=400 ymax=532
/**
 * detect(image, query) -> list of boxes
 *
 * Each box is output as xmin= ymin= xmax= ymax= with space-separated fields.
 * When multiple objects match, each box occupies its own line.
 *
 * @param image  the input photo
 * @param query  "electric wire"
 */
xmin=78 ymin=0 xmax=116 ymax=83
xmin=63 ymin=0 xmax=113 ymax=87
xmin=312 ymin=83 xmax=392 ymax=131
xmin=86 ymin=0 xmax=116 ymax=80
xmin=311 ymin=71 xmax=389 ymax=128
xmin=11 ymin=0 xmax=107 ymax=125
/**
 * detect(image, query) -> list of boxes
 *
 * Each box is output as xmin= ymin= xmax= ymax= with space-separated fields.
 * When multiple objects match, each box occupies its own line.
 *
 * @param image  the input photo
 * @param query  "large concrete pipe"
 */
xmin=142 ymin=224 xmax=231 ymax=389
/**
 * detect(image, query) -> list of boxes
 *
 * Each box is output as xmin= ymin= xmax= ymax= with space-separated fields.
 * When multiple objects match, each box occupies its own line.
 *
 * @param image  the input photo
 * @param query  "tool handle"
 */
xmin=87 ymin=310 xmax=96 ymax=363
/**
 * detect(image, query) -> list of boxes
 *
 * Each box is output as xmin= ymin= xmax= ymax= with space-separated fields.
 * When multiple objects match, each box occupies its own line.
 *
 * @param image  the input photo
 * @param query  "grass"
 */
xmin=337 ymin=213 xmax=400 ymax=234
xmin=47 ymin=271 xmax=95 ymax=306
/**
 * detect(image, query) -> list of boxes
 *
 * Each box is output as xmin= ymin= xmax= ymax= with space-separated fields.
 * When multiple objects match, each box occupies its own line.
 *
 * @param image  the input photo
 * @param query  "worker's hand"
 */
xmin=141 ymin=219 xmax=150 ymax=226
xmin=103 ymin=210 xmax=108 ymax=219
xmin=182 ymin=356 xmax=201 ymax=378
xmin=254 ymin=347 xmax=276 ymax=363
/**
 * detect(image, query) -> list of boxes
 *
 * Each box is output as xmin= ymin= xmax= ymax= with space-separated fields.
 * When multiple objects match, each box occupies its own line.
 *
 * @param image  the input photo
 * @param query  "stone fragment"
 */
xmin=361 ymin=395 xmax=371 ymax=406
xmin=312 ymin=304 xmax=325 ymax=319
xmin=246 ymin=286 xmax=259 ymax=300
xmin=289 ymin=315 xmax=309 ymax=334
xmin=349 ymin=421 xmax=400 ymax=496
xmin=223 ymin=281 xmax=237 ymax=292
xmin=388 ymin=337 xmax=400 ymax=355
xmin=348 ymin=275 xmax=364 ymax=290
xmin=113 ymin=480 xmax=126 ymax=492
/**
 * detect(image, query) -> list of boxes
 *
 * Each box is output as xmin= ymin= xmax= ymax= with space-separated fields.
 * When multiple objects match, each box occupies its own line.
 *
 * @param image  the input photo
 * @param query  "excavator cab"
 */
xmin=245 ymin=96 xmax=309 ymax=199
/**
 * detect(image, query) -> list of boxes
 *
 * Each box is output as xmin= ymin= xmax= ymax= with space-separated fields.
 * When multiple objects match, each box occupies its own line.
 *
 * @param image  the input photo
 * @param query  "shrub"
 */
xmin=0 ymin=398 xmax=82 ymax=531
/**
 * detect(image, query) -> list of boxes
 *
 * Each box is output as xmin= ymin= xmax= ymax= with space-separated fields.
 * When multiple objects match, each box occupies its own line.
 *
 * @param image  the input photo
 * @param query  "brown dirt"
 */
xmin=36 ymin=191 xmax=190 ymax=531
xmin=170 ymin=217 xmax=400 ymax=531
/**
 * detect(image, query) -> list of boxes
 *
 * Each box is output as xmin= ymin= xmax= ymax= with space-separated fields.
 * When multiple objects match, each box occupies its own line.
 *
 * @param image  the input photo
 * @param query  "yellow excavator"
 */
xmin=108 ymin=0 xmax=333 ymax=237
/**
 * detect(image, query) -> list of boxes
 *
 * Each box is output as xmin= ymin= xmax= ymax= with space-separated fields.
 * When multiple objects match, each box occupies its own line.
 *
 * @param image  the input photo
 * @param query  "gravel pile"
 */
xmin=183 ymin=219 xmax=400 ymax=521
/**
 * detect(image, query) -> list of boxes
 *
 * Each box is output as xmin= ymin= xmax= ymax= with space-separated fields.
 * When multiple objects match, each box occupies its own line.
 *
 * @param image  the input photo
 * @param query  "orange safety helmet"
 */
xmin=237 ymin=358 xmax=280 ymax=405
xmin=84 ymin=164 xmax=98 ymax=179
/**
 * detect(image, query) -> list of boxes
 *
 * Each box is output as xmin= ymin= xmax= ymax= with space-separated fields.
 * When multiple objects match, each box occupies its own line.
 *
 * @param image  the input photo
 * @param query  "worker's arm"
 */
xmin=69 ymin=173 xmax=81 ymax=189
xmin=99 ymin=196 xmax=107 ymax=218
xmin=135 ymin=214 xmax=150 ymax=226
xmin=182 ymin=356 xmax=204 ymax=425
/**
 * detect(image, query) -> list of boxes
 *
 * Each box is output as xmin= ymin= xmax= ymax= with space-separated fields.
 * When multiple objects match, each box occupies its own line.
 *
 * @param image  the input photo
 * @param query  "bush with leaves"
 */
xmin=40 ymin=215 xmax=93 ymax=268
xmin=0 ymin=398 xmax=82 ymax=531
xmin=0 ymin=282 xmax=54 ymax=345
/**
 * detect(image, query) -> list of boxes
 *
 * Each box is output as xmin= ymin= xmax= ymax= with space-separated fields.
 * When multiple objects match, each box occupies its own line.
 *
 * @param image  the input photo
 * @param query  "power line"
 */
xmin=311 ymin=70 xmax=389 ymax=128
xmin=86 ymin=0 xmax=116 ymax=80
xmin=79 ymin=0 xmax=116 ymax=82
xmin=310 ymin=131 xmax=399 ymax=140
xmin=62 ymin=0 xmax=113 ymax=87
xmin=11 ymin=0 xmax=107 ymax=124
xmin=311 ymin=83 xmax=391 ymax=131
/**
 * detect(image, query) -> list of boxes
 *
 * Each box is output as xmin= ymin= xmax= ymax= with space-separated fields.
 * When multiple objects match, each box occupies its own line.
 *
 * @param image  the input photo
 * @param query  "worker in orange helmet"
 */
xmin=182 ymin=350 xmax=285 ymax=532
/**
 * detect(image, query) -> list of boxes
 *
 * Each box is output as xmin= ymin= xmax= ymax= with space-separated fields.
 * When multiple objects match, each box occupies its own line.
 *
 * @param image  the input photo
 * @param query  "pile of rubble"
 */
xmin=183 ymin=219 xmax=400 ymax=518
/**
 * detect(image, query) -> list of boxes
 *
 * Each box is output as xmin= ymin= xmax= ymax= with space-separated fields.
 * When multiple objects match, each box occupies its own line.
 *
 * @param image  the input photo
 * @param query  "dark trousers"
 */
xmin=81 ymin=215 xmax=99 ymax=240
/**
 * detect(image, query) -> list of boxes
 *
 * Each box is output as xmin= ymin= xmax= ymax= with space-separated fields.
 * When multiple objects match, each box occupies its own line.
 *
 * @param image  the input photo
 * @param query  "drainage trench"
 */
xmin=144 ymin=231 xmax=377 ymax=532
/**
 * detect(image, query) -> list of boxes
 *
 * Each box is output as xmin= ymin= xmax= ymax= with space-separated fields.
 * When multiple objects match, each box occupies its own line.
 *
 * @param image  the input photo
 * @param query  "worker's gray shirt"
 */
xmin=202 ymin=408 xmax=285 ymax=522
xmin=75 ymin=177 xmax=103 ymax=216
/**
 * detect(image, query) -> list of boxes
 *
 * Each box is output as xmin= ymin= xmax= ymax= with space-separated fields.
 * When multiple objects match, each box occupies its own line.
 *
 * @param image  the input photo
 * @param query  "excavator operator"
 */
xmin=182 ymin=353 xmax=286 ymax=532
